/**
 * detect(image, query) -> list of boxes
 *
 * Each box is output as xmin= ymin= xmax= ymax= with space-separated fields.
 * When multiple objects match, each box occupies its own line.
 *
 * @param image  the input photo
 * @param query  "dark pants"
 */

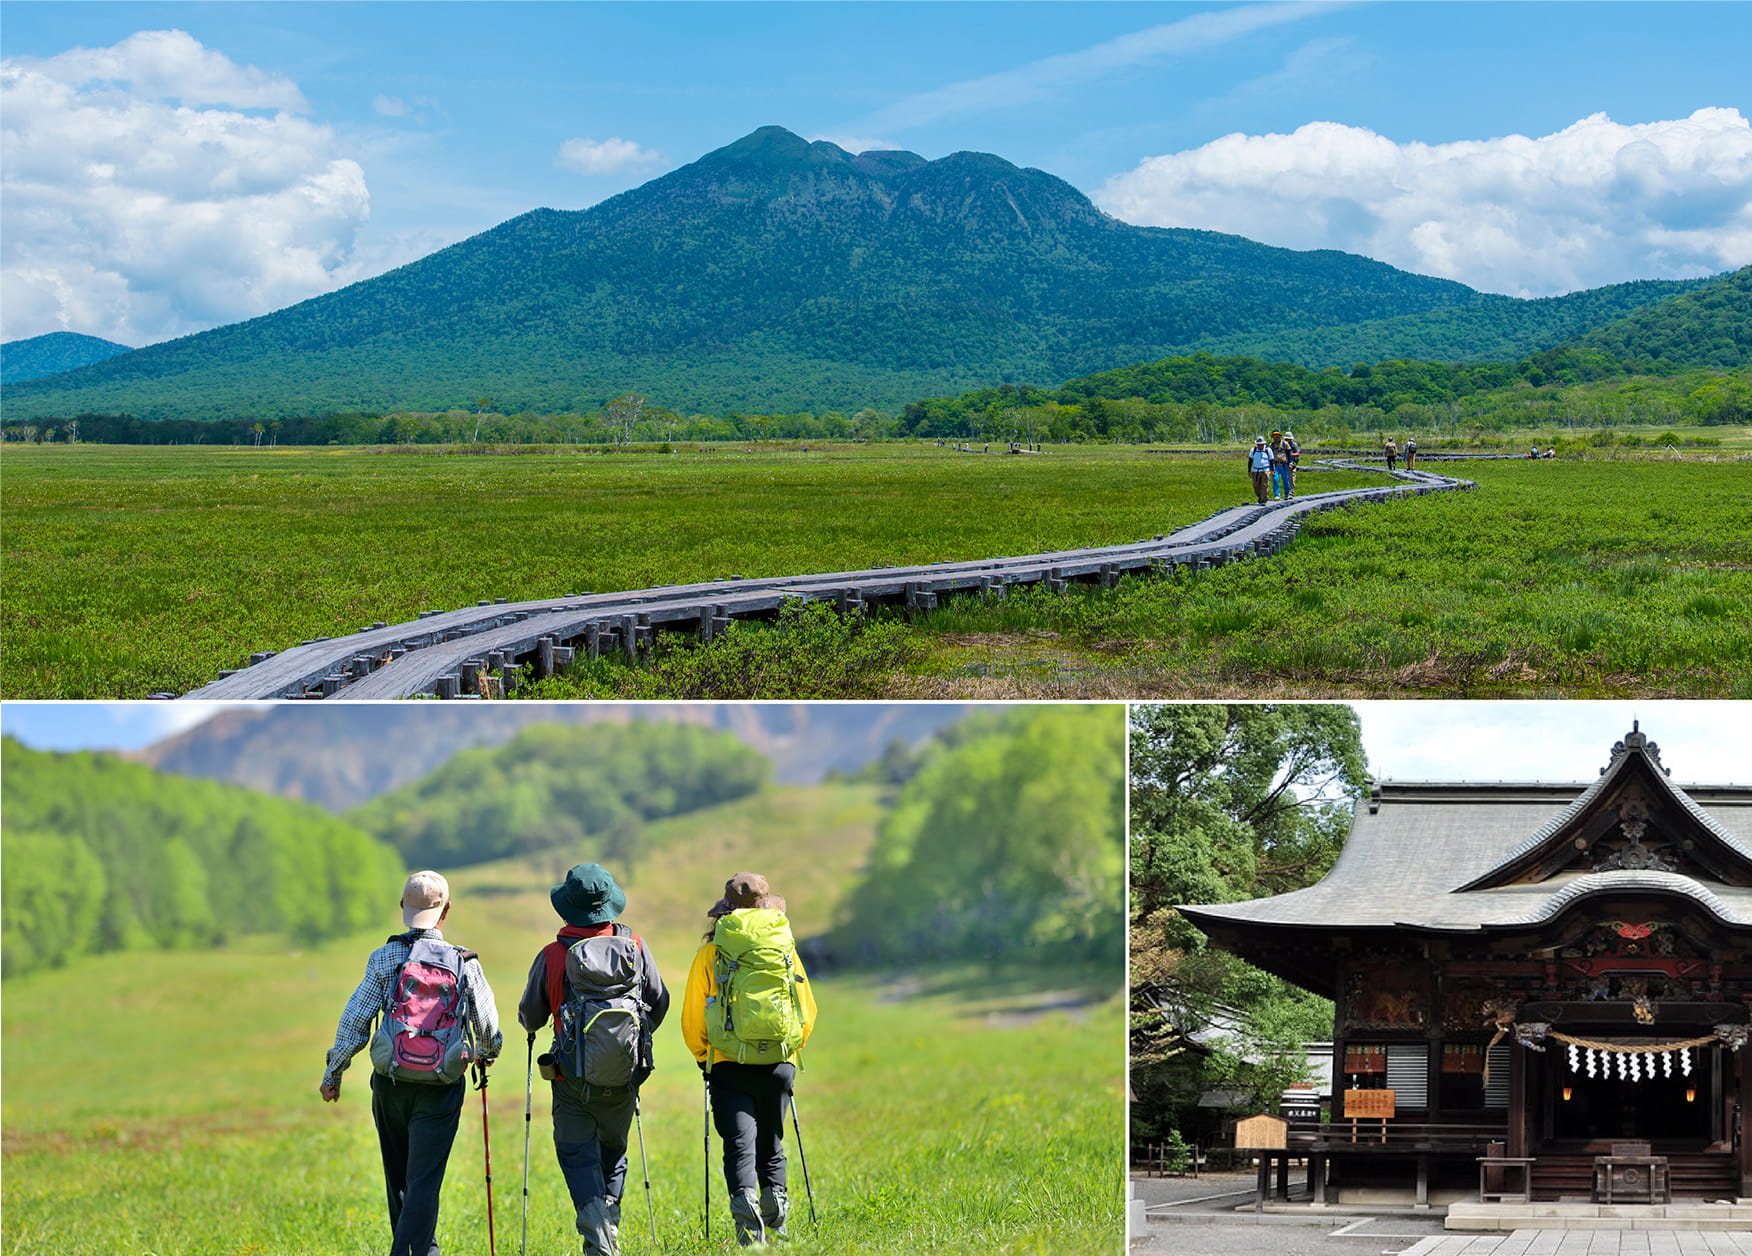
xmin=371 ymin=1072 xmax=466 ymax=1256
xmin=710 ymin=1062 xmax=794 ymax=1194
xmin=551 ymin=1077 xmax=637 ymax=1216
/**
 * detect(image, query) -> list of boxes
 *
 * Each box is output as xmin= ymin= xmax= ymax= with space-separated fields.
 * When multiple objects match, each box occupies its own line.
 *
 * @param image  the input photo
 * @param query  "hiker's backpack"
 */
xmin=554 ymin=925 xmax=652 ymax=1088
xmin=369 ymin=934 xmax=479 ymax=1084
xmin=707 ymin=908 xmax=805 ymax=1064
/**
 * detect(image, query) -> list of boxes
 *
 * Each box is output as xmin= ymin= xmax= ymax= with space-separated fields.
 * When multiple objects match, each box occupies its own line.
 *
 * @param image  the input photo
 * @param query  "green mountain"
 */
xmin=0 ymin=737 xmax=403 ymax=978
xmin=1 ymin=331 xmax=132 ymax=385
xmin=7 ymin=127 xmax=1726 ymax=423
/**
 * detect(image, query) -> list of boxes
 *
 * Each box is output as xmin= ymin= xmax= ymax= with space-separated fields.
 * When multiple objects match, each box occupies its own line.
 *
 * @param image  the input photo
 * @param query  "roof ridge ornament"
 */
xmin=1603 ymin=720 xmax=1669 ymax=777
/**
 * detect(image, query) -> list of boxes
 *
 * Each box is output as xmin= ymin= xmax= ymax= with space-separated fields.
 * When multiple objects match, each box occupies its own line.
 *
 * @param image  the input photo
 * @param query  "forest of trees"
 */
xmin=347 ymin=721 xmax=772 ymax=868
xmin=0 ymin=738 xmax=405 ymax=979
xmin=1128 ymin=705 xmax=1368 ymax=1144
xmin=832 ymin=705 xmax=1125 ymax=967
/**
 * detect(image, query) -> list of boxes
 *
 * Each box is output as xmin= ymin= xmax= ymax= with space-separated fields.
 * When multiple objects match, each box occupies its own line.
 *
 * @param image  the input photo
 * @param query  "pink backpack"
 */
xmin=369 ymin=935 xmax=479 ymax=1084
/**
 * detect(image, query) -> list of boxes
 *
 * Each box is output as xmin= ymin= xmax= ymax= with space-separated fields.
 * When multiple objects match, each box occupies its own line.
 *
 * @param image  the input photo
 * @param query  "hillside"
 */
xmin=346 ymin=722 xmax=772 ymax=867
xmin=0 ymin=331 xmax=132 ymax=385
xmin=1565 ymin=265 xmax=1752 ymax=368
xmin=135 ymin=702 xmax=978 ymax=810
xmin=0 ymin=737 xmax=402 ymax=978
xmin=4 ymin=126 xmax=1536 ymax=422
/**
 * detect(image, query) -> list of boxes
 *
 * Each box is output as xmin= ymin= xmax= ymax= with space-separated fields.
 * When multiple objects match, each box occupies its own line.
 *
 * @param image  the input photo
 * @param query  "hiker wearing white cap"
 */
xmin=320 ymin=871 xmax=502 ymax=1256
xmin=1246 ymin=438 xmax=1273 ymax=505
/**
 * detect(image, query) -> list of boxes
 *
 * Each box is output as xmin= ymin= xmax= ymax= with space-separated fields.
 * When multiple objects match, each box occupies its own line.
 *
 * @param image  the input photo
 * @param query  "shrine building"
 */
xmin=1181 ymin=725 xmax=1752 ymax=1207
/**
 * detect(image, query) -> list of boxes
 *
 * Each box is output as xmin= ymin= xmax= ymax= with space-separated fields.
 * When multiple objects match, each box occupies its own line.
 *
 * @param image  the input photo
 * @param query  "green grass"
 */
xmin=2 ymin=811 xmax=1124 ymax=1255
xmin=0 ymin=441 xmax=1378 ymax=698
xmin=896 ymin=457 xmax=1752 ymax=697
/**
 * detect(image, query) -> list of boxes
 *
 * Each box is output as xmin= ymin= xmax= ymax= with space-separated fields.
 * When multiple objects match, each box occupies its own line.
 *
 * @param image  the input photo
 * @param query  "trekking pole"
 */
xmin=788 ymin=1092 xmax=818 ymax=1228
xmin=702 ymin=1071 xmax=712 ymax=1242
xmin=634 ymin=1096 xmax=658 ymax=1243
xmin=520 ymin=1033 xmax=534 ymax=1256
xmin=474 ymin=1061 xmax=498 ymax=1256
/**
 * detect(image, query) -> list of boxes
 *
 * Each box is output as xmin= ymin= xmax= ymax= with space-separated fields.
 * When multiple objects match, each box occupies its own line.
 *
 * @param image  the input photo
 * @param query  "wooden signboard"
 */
xmin=1342 ymin=1088 xmax=1395 ymax=1143
xmin=1233 ymin=1114 xmax=1288 ymax=1150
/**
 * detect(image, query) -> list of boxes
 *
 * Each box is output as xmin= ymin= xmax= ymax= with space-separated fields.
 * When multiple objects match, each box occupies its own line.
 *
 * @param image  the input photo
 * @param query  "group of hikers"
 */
xmin=321 ymin=864 xmax=816 ymax=1256
xmin=1248 ymin=433 xmax=1435 ymax=503
xmin=1245 ymin=428 xmax=1301 ymax=504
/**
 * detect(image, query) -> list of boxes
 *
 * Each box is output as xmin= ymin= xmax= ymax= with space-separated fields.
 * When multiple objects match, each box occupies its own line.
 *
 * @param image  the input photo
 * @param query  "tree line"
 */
xmin=1 ymin=738 xmax=405 ymax=978
xmin=347 ymin=722 xmax=772 ymax=868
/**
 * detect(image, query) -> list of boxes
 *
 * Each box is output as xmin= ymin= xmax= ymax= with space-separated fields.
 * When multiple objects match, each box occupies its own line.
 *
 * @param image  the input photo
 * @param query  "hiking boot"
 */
xmin=729 ymin=1187 xmax=768 ymax=1247
xmin=577 ymin=1196 xmax=619 ymax=1256
xmin=760 ymin=1184 xmax=789 ymax=1240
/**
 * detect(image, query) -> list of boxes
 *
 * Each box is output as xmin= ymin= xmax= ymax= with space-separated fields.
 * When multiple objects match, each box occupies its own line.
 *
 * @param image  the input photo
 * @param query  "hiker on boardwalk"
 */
xmin=1384 ymin=437 xmax=1398 ymax=471
xmin=321 ymin=871 xmax=503 ymax=1256
xmin=1404 ymin=437 xmax=1417 ymax=470
xmin=683 ymin=873 xmax=818 ymax=1247
xmin=519 ymin=863 xmax=669 ymax=1256
xmin=1275 ymin=429 xmax=1300 ymax=500
xmin=1246 ymin=437 xmax=1273 ymax=504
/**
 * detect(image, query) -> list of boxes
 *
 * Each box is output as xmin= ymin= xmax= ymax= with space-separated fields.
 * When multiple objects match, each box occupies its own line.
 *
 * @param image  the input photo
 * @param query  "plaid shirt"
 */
xmin=322 ymin=929 xmax=502 ymax=1088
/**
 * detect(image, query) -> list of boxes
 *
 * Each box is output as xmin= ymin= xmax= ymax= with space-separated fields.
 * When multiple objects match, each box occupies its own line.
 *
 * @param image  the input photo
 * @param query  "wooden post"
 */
xmin=537 ymin=636 xmax=555 ymax=678
xmin=1508 ymin=1043 xmax=1527 ymax=1159
xmin=1739 ymin=1043 xmax=1752 ymax=1197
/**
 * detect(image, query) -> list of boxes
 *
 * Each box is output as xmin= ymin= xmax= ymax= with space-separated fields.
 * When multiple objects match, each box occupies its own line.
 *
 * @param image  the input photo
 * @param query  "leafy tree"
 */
xmin=833 ymin=706 xmax=1124 ymax=966
xmin=1129 ymin=704 xmax=1367 ymax=1138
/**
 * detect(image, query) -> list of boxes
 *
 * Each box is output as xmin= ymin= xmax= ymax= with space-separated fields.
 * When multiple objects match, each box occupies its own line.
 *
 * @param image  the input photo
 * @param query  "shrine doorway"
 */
xmin=1546 ymin=1051 xmax=1716 ymax=1145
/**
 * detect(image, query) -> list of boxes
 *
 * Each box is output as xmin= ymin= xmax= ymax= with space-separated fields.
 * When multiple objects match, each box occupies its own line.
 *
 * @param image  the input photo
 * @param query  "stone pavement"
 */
xmin=1400 ymin=1234 xmax=1752 ymax=1255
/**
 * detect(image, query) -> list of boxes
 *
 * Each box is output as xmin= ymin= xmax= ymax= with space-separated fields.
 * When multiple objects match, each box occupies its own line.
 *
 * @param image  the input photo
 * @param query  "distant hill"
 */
xmin=1 ymin=125 xmax=1546 ymax=423
xmin=134 ymin=702 xmax=982 ymax=812
xmin=0 ymin=737 xmax=402 ymax=978
xmin=1 ymin=331 xmax=132 ymax=385
xmin=347 ymin=722 xmax=773 ymax=867
xmin=1561 ymin=266 xmax=1752 ymax=369
xmin=1193 ymin=275 xmax=1716 ymax=369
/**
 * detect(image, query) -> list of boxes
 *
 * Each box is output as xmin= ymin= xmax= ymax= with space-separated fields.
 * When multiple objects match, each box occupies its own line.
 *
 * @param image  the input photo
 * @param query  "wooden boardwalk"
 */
xmin=177 ymin=460 xmax=1475 ymax=700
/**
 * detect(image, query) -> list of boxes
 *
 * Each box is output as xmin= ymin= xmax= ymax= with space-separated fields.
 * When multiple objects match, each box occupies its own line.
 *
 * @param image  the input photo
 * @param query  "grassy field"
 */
xmin=0 ymin=441 xmax=1380 ymax=698
xmin=897 ymin=456 xmax=1752 ymax=698
xmin=1 ymin=783 xmax=1126 ymax=1255
xmin=5 ymin=440 xmax=1743 ymax=699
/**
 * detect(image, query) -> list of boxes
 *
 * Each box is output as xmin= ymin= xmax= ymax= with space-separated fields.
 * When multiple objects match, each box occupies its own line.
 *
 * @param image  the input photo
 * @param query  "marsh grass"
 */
xmin=0 ymin=442 xmax=1375 ymax=697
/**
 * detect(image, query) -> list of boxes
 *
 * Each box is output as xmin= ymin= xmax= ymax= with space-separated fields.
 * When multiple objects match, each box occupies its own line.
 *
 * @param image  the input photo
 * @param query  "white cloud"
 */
xmin=556 ymin=136 xmax=663 ymax=176
xmin=1096 ymin=108 xmax=1752 ymax=296
xmin=0 ymin=31 xmax=370 ymax=344
xmin=811 ymin=134 xmax=905 ymax=156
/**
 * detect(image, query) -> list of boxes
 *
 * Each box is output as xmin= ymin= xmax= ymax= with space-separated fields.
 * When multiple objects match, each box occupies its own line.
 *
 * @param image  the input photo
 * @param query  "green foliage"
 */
xmin=834 ymin=706 xmax=1125 ymax=966
xmin=347 ymin=722 xmax=770 ymax=868
xmin=527 ymin=599 xmax=921 ymax=699
xmin=1128 ymin=705 xmax=1365 ymax=1134
xmin=0 ymin=738 xmax=403 ymax=978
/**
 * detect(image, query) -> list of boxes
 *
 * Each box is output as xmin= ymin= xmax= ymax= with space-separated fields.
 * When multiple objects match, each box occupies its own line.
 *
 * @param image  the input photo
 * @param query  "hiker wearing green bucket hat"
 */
xmin=518 ymin=863 xmax=669 ymax=1256
xmin=682 ymin=872 xmax=818 ymax=1247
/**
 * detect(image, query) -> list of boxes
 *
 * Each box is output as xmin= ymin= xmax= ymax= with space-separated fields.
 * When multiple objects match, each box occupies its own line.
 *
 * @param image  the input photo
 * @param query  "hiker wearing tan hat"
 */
xmin=518 ymin=863 xmax=669 ymax=1256
xmin=320 ymin=871 xmax=502 ymax=1256
xmin=682 ymin=872 xmax=818 ymax=1246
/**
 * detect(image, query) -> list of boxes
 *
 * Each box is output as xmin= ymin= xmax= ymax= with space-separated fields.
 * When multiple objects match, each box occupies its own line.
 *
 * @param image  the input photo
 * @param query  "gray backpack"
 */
xmin=554 ymin=925 xmax=652 ymax=1088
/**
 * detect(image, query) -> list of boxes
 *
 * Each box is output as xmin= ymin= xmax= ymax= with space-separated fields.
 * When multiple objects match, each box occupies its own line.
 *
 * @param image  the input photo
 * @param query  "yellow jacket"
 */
xmin=681 ymin=934 xmax=817 ymax=1067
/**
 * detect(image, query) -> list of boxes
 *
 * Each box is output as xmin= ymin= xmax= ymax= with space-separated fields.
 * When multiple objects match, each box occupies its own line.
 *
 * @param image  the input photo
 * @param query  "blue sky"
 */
xmin=3 ymin=2 xmax=1748 ymax=345
xmin=4 ymin=701 xmax=1748 ymax=786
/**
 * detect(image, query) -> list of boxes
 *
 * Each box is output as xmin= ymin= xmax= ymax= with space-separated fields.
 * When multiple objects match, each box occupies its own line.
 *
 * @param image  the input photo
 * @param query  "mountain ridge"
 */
xmin=3 ymin=127 xmax=1717 ymax=420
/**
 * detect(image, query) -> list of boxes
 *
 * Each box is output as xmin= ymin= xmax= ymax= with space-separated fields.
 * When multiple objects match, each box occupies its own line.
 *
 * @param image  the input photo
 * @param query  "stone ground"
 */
xmin=1129 ymin=1174 xmax=1752 ymax=1256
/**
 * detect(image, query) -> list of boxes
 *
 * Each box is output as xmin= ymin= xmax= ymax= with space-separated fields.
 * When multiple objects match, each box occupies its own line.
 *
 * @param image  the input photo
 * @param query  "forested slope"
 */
xmin=0 ymin=738 xmax=404 ymax=977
